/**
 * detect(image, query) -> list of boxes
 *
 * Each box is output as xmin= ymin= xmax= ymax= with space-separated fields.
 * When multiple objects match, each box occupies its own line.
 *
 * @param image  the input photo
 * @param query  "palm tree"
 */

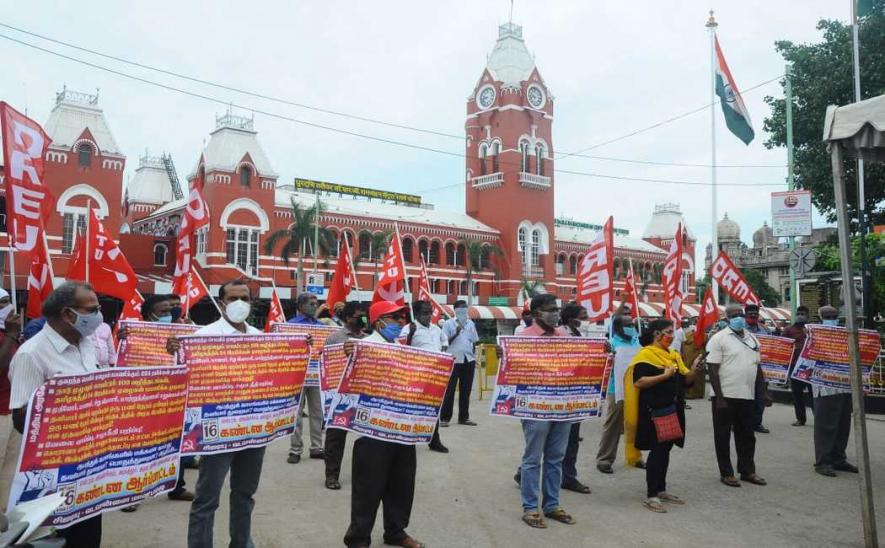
xmin=263 ymin=197 xmax=334 ymax=294
xmin=369 ymin=230 xmax=393 ymax=285
xmin=460 ymin=238 xmax=505 ymax=305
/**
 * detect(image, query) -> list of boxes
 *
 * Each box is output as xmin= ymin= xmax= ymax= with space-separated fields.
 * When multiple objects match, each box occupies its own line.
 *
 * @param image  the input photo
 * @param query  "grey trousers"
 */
xmin=813 ymin=392 xmax=852 ymax=470
xmin=188 ymin=447 xmax=266 ymax=548
xmin=290 ymin=386 xmax=324 ymax=456
xmin=595 ymin=392 xmax=624 ymax=466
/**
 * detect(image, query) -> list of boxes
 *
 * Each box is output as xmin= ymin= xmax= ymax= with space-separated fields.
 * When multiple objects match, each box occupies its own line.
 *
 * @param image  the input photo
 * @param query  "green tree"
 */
xmin=695 ymin=275 xmax=711 ymax=299
xmin=262 ymin=198 xmax=333 ymax=294
xmin=459 ymin=239 xmax=505 ymax=305
xmin=816 ymin=232 xmax=885 ymax=315
xmin=763 ymin=9 xmax=885 ymax=226
xmin=742 ymin=269 xmax=782 ymax=307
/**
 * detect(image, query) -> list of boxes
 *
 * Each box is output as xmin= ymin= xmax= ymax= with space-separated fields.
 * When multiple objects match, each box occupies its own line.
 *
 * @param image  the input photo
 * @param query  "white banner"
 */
xmin=771 ymin=190 xmax=812 ymax=237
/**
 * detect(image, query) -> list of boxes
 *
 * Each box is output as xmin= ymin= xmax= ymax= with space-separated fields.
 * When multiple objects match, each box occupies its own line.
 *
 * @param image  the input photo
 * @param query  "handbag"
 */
xmin=650 ymin=404 xmax=683 ymax=442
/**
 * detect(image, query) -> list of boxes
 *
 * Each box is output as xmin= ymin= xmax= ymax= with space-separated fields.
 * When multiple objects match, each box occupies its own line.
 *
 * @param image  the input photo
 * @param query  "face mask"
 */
xmin=225 ymin=300 xmax=251 ymax=324
xmin=729 ymin=317 xmax=747 ymax=331
xmin=0 ymin=304 xmax=13 ymax=324
xmin=380 ymin=321 xmax=403 ymax=342
xmin=822 ymin=319 xmax=839 ymax=326
xmin=68 ymin=309 xmax=104 ymax=338
xmin=156 ymin=314 xmax=173 ymax=324
xmin=360 ymin=316 xmax=369 ymax=327
xmin=540 ymin=311 xmax=560 ymax=328
xmin=455 ymin=308 xmax=468 ymax=322
xmin=622 ymin=326 xmax=636 ymax=338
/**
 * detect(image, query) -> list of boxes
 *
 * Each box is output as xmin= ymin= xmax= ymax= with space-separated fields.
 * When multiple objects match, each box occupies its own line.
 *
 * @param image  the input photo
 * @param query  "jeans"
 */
xmin=561 ymin=422 xmax=581 ymax=486
xmin=290 ymin=386 xmax=324 ymax=456
xmin=440 ymin=359 xmax=476 ymax=423
xmin=519 ymin=420 xmax=570 ymax=514
xmin=188 ymin=447 xmax=266 ymax=548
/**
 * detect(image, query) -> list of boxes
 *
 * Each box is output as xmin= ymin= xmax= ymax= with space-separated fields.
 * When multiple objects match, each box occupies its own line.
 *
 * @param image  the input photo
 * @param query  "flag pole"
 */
xmin=192 ymin=266 xmax=224 ymax=316
xmin=785 ymin=64 xmax=798 ymax=320
xmin=345 ymin=236 xmax=361 ymax=299
xmin=7 ymin=239 xmax=16 ymax=311
xmin=395 ymin=223 xmax=412 ymax=303
xmin=313 ymin=192 xmax=320 ymax=275
xmin=851 ymin=0 xmax=870 ymax=327
xmin=84 ymin=199 xmax=92 ymax=283
xmin=42 ymin=230 xmax=55 ymax=280
xmin=706 ymin=11 xmax=719 ymax=303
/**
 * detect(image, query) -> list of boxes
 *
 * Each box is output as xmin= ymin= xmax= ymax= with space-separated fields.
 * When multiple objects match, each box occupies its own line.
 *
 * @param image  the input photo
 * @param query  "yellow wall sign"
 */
xmin=294 ymin=178 xmax=422 ymax=205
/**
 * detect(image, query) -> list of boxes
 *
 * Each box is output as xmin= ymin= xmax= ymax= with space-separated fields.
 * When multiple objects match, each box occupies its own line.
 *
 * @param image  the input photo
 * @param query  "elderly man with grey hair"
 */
xmin=706 ymin=302 xmax=771 ymax=488
xmin=812 ymin=305 xmax=858 ymax=477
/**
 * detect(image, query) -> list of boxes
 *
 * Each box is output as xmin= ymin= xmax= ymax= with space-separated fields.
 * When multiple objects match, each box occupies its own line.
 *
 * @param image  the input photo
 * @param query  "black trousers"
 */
xmin=59 ymin=514 xmax=102 ymax=547
xmin=646 ymin=441 xmax=674 ymax=498
xmin=325 ymin=427 xmax=348 ymax=480
xmin=791 ymin=379 xmax=814 ymax=423
xmin=712 ymin=397 xmax=756 ymax=477
xmin=753 ymin=391 xmax=766 ymax=428
xmin=344 ymin=437 xmax=417 ymax=547
xmin=813 ymin=393 xmax=852 ymax=469
xmin=561 ymin=422 xmax=581 ymax=486
xmin=440 ymin=359 xmax=476 ymax=423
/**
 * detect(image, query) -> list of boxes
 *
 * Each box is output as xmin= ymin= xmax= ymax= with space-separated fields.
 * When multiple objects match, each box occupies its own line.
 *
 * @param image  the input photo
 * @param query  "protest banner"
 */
xmin=178 ymin=333 xmax=310 ymax=454
xmin=709 ymin=251 xmax=761 ymax=305
xmin=790 ymin=325 xmax=881 ymax=391
xmin=270 ymin=322 xmax=338 ymax=387
xmin=7 ymin=367 xmax=187 ymax=526
xmin=757 ymin=334 xmax=795 ymax=385
xmin=116 ymin=320 xmax=200 ymax=366
xmin=491 ymin=336 xmax=610 ymax=421
xmin=328 ymin=341 xmax=454 ymax=445
xmin=319 ymin=343 xmax=350 ymax=419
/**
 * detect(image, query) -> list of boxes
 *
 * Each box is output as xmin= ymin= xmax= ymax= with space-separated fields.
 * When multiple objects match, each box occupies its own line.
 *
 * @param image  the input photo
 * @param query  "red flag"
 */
xmin=327 ymin=238 xmax=356 ymax=310
xmin=0 ymin=103 xmax=55 ymax=252
xmin=265 ymin=287 xmax=286 ymax=333
xmin=172 ymin=169 xmax=210 ymax=306
xmin=576 ymin=216 xmax=614 ymax=322
xmin=119 ymin=291 xmax=145 ymax=322
xmin=416 ymin=256 xmax=447 ymax=324
xmin=372 ymin=226 xmax=406 ymax=306
xmin=180 ymin=268 xmax=209 ymax=318
xmin=26 ymin=237 xmax=53 ymax=319
xmin=621 ymin=258 xmax=641 ymax=317
xmin=694 ymin=288 xmax=718 ymax=349
xmin=662 ymin=222 xmax=685 ymax=322
xmin=709 ymin=251 xmax=761 ymax=305
xmin=521 ymin=287 xmax=531 ymax=312
xmin=68 ymin=208 xmax=138 ymax=301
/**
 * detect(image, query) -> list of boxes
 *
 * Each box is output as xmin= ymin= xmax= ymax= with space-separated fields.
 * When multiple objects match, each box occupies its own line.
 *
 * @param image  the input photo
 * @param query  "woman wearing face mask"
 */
xmin=624 ymin=319 xmax=704 ymax=513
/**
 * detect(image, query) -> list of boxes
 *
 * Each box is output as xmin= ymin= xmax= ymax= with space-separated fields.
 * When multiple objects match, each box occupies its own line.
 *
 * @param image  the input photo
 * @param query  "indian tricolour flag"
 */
xmin=714 ymin=36 xmax=754 ymax=145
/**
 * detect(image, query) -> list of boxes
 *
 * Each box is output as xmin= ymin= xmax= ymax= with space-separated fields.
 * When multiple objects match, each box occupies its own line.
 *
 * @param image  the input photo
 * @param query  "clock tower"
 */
xmin=466 ymin=22 xmax=555 ymax=299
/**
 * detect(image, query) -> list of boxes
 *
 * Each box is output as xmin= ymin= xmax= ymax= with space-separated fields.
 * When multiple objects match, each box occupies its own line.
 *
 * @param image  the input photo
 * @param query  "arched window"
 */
xmin=530 ymin=229 xmax=541 ymax=267
xmin=224 ymin=228 xmax=261 ymax=276
xmin=447 ymin=280 xmax=456 ymax=294
xmin=358 ymin=232 xmax=372 ymax=259
xmin=456 ymin=243 xmax=467 ymax=267
xmin=519 ymin=140 xmax=530 ymax=172
xmin=518 ymin=227 xmax=528 ymax=267
xmin=569 ymin=255 xmax=578 ymax=275
xmin=77 ymin=143 xmax=92 ymax=167
xmin=153 ymin=243 xmax=168 ymax=266
xmin=418 ymin=239 xmax=429 ymax=263
xmin=491 ymin=141 xmax=500 ymax=173
xmin=535 ymin=144 xmax=545 ymax=176
xmin=445 ymin=242 xmax=456 ymax=266
xmin=239 ymin=165 xmax=252 ymax=187
xmin=459 ymin=281 xmax=468 ymax=295
xmin=478 ymin=143 xmax=488 ymax=176
xmin=402 ymin=237 xmax=414 ymax=263
xmin=429 ymin=241 xmax=441 ymax=264
xmin=556 ymin=253 xmax=566 ymax=275
xmin=613 ymin=258 xmax=621 ymax=280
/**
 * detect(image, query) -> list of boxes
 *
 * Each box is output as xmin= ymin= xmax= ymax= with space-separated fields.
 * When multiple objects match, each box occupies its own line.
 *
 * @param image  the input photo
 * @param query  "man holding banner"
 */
xmin=287 ymin=293 xmax=326 ymax=464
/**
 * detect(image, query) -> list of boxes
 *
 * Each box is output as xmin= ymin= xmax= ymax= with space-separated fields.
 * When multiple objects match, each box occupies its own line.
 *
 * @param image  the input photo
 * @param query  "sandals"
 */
xmin=522 ymin=511 xmax=547 ymax=528
xmin=544 ymin=508 xmax=576 ymax=525
xmin=720 ymin=476 xmax=741 ymax=488
xmin=658 ymin=492 xmax=685 ymax=505
xmin=643 ymin=498 xmax=667 ymax=513
xmin=740 ymin=474 xmax=768 ymax=486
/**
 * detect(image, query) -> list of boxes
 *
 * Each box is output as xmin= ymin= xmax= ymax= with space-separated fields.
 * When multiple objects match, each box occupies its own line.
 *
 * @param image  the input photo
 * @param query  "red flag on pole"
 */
xmin=265 ymin=287 xmax=286 ymax=332
xmin=68 ymin=208 xmax=138 ymax=301
xmin=172 ymin=168 xmax=210 ymax=309
xmin=662 ymin=222 xmax=685 ymax=322
xmin=709 ymin=251 xmax=761 ymax=305
xmin=576 ymin=216 xmax=614 ymax=322
xmin=119 ymin=291 xmax=145 ymax=322
xmin=327 ymin=238 xmax=356 ymax=310
xmin=694 ymin=287 xmax=718 ymax=349
xmin=372 ymin=228 xmax=406 ymax=306
xmin=416 ymin=256 xmax=447 ymax=324
xmin=25 ymin=236 xmax=53 ymax=319
xmin=621 ymin=258 xmax=642 ymax=317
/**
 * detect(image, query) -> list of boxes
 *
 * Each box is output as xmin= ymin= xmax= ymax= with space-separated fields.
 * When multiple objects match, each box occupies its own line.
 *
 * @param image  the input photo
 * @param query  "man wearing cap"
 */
xmin=343 ymin=300 xmax=424 ymax=548
xmin=812 ymin=306 xmax=858 ymax=477
xmin=744 ymin=304 xmax=771 ymax=434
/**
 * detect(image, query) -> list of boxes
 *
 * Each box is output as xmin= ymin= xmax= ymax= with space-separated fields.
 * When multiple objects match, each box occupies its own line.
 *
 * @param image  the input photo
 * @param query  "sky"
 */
xmin=1 ymin=0 xmax=852 ymax=267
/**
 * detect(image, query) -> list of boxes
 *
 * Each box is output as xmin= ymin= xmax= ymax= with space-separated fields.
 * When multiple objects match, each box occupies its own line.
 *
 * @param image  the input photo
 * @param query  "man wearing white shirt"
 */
xmin=440 ymin=300 xmax=479 ymax=426
xmin=8 ymin=281 xmax=102 ymax=546
xmin=812 ymin=306 xmax=858 ymax=477
xmin=402 ymin=301 xmax=449 ymax=453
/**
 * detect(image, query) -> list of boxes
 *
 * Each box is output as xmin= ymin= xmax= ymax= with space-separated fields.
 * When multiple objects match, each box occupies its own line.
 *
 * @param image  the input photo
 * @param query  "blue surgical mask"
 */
xmin=455 ymin=308 xmax=468 ymax=322
xmin=729 ymin=317 xmax=747 ymax=331
xmin=68 ymin=309 xmax=104 ymax=338
xmin=380 ymin=322 xmax=403 ymax=342
xmin=622 ymin=327 xmax=636 ymax=338
xmin=156 ymin=314 xmax=173 ymax=324
xmin=822 ymin=319 xmax=839 ymax=326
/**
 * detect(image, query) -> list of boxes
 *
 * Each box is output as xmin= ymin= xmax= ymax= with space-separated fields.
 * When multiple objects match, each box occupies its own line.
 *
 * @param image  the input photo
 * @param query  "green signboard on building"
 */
xmin=487 ymin=297 xmax=508 ymax=306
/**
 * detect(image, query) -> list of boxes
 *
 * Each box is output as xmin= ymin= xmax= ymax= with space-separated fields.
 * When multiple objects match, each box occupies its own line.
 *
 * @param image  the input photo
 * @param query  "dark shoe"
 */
xmin=792 ymin=420 xmax=806 ymax=427
xmin=834 ymin=462 xmax=859 ymax=473
xmin=720 ymin=476 xmax=741 ymax=488
xmin=513 ymin=472 xmax=521 ymax=486
xmin=634 ymin=461 xmax=646 ymax=470
xmin=439 ymin=421 xmax=450 ymax=427
xmin=309 ymin=450 xmax=325 ymax=459
xmin=121 ymin=504 xmax=139 ymax=513
xmin=684 ymin=403 xmax=692 ymax=410
xmin=597 ymin=464 xmax=613 ymax=474
xmin=458 ymin=419 xmax=478 ymax=426
xmin=815 ymin=467 xmax=837 ymax=477
xmin=578 ymin=436 xmax=584 ymax=442
xmin=167 ymin=489 xmax=195 ymax=501
xmin=740 ymin=474 xmax=767 ymax=485
xmin=561 ymin=480 xmax=591 ymax=494
xmin=386 ymin=535 xmax=425 ymax=548
xmin=754 ymin=425 xmax=770 ymax=434
xmin=287 ymin=454 xmax=301 ymax=464
xmin=429 ymin=442 xmax=449 ymax=453
xmin=325 ymin=477 xmax=341 ymax=490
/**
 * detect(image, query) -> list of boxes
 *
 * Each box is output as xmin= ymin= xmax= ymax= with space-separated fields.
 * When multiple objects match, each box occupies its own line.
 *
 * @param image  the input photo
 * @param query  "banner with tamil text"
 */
xmin=179 ymin=334 xmax=310 ymax=455
xmin=320 ymin=343 xmax=350 ymax=419
xmin=757 ymin=334 xmax=796 ymax=386
xmin=328 ymin=341 xmax=454 ymax=445
xmin=7 ymin=367 xmax=187 ymax=527
xmin=116 ymin=320 xmax=199 ymax=366
xmin=491 ymin=336 xmax=610 ymax=421
xmin=270 ymin=322 xmax=338 ymax=387
xmin=791 ymin=325 xmax=880 ymax=391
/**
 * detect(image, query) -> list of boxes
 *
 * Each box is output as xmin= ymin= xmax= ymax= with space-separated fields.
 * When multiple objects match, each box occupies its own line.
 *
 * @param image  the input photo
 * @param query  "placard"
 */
xmin=7 ymin=367 xmax=188 ymax=526
xmin=179 ymin=334 xmax=310 ymax=454
xmin=116 ymin=320 xmax=199 ymax=366
xmin=491 ymin=336 xmax=610 ymax=421
xmin=328 ymin=341 xmax=454 ymax=445
xmin=791 ymin=325 xmax=881 ymax=391
xmin=319 ymin=343 xmax=350 ymax=419
xmin=771 ymin=190 xmax=812 ymax=237
xmin=757 ymin=334 xmax=796 ymax=385
xmin=270 ymin=322 xmax=338 ymax=387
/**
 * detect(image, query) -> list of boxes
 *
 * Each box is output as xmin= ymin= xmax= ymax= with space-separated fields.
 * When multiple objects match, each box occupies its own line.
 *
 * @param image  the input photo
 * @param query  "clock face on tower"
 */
xmin=477 ymin=85 xmax=496 ymax=109
xmin=527 ymin=85 xmax=545 ymax=109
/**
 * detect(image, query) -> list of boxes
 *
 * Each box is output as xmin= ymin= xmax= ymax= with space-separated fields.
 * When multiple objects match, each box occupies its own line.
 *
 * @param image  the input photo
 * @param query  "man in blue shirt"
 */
xmin=287 ymin=293 xmax=325 ymax=463
xmin=440 ymin=300 xmax=479 ymax=426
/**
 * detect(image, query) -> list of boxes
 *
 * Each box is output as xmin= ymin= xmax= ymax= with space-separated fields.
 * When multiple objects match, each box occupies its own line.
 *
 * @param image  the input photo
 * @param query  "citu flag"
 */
xmin=119 ymin=291 xmax=145 ymax=322
xmin=265 ymin=287 xmax=286 ymax=333
xmin=68 ymin=207 xmax=138 ymax=301
xmin=661 ymin=222 xmax=685 ymax=322
xmin=26 ymin=238 xmax=53 ymax=319
xmin=714 ymin=36 xmax=754 ymax=145
xmin=576 ymin=216 xmax=614 ymax=322
xmin=416 ymin=256 xmax=447 ymax=324
xmin=326 ymin=236 xmax=357 ymax=311
xmin=620 ymin=258 xmax=641 ymax=318
xmin=694 ymin=287 xmax=718 ymax=349
xmin=372 ymin=225 xmax=406 ymax=306
xmin=172 ymin=166 xmax=210 ymax=313
xmin=708 ymin=251 xmax=761 ymax=305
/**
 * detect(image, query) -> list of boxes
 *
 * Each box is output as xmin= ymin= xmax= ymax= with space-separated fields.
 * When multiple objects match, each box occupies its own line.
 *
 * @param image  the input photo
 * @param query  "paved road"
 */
xmin=103 ymin=399 xmax=885 ymax=547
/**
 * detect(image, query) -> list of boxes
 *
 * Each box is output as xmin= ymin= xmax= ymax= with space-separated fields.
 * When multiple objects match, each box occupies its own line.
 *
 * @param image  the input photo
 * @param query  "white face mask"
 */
xmin=0 ymin=304 xmax=13 ymax=325
xmin=225 ymin=300 xmax=251 ymax=324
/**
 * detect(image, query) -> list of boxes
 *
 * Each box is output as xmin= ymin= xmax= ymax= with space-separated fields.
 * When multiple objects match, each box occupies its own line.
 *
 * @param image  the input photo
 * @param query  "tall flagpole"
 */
xmin=345 ymin=236 xmax=361 ymax=298
xmin=706 ymin=11 xmax=719 ymax=303
xmin=8 ymin=240 xmax=16 ymax=311
xmin=84 ymin=199 xmax=92 ymax=283
xmin=851 ymin=0 xmax=870 ymax=327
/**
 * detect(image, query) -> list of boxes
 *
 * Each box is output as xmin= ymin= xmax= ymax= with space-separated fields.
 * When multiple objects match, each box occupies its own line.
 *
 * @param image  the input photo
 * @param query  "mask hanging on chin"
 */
xmin=225 ymin=300 xmax=251 ymax=323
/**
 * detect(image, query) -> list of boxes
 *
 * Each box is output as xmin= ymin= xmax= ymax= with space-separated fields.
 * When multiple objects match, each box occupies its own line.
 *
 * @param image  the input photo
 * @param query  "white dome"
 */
xmin=126 ymin=156 xmax=175 ymax=206
xmin=642 ymin=203 xmax=696 ymax=240
xmin=486 ymin=23 xmax=535 ymax=85
xmin=753 ymin=221 xmax=774 ymax=247
xmin=717 ymin=213 xmax=741 ymax=241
